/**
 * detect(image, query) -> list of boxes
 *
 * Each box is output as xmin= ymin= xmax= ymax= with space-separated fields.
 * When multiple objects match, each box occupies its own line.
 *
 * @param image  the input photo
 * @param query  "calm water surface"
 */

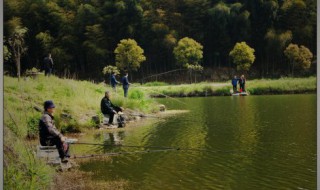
xmin=76 ymin=94 xmax=316 ymax=189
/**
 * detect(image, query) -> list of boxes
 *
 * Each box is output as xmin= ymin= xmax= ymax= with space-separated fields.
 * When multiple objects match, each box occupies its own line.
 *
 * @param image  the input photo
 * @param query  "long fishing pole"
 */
xmin=73 ymin=142 xmax=177 ymax=150
xmin=128 ymin=113 xmax=160 ymax=118
xmin=131 ymin=84 xmax=188 ymax=106
xmin=71 ymin=149 xmax=180 ymax=159
xmin=72 ymin=142 xmax=238 ymax=154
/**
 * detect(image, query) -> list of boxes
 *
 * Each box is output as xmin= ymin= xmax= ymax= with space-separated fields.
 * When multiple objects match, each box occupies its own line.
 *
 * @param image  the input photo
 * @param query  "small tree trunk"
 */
xmin=15 ymin=56 xmax=21 ymax=80
xmin=291 ymin=62 xmax=295 ymax=77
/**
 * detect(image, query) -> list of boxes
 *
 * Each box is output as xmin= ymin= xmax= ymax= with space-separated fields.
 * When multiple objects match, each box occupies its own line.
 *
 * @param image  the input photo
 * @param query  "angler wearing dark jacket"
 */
xmin=239 ymin=75 xmax=246 ymax=92
xmin=231 ymin=76 xmax=239 ymax=93
xmin=39 ymin=100 xmax=69 ymax=162
xmin=110 ymin=72 xmax=120 ymax=92
xmin=43 ymin=54 xmax=54 ymax=76
xmin=122 ymin=73 xmax=131 ymax=97
xmin=101 ymin=91 xmax=123 ymax=125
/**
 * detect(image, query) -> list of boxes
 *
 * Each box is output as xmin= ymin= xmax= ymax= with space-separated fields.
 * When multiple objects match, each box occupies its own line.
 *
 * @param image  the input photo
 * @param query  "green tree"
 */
xmin=4 ymin=45 xmax=12 ymax=62
xmin=173 ymin=37 xmax=203 ymax=66
xmin=102 ymin=65 xmax=120 ymax=75
xmin=284 ymin=43 xmax=313 ymax=76
xmin=173 ymin=37 xmax=203 ymax=83
xmin=265 ymin=29 xmax=292 ymax=74
xmin=6 ymin=17 xmax=28 ymax=79
xmin=114 ymin=39 xmax=146 ymax=75
xmin=229 ymin=42 xmax=255 ymax=72
xmin=102 ymin=65 xmax=120 ymax=85
xmin=35 ymin=31 xmax=54 ymax=53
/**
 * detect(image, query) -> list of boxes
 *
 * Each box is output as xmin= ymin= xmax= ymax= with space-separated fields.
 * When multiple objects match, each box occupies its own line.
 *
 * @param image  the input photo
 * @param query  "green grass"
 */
xmin=142 ymin=81 xmax=168 ymax=86
xmin=4 ymin=75 xmax=159 ymax=136
xmin=4 ymin=127 xmax=54 ymax=190
xmin=4 ymin=75 xmax=316 ymax=189
xmin=4 ymin=75 xmax=160 ymax=190
xmin=137 ymin=77 xmax=316 ymax=97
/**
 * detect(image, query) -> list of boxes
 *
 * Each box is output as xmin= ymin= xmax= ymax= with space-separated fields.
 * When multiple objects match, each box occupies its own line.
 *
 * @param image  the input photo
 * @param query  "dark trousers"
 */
xmin=45 ymin=68 xmax=52 ymax=76
xmin=233 ymin=85 xmax=237 ymax=93
xmin=240 ymin=84 xmax=245 ymax=92
xmin=105 ymin=106 xmax=122 ymax=124
xmin=40 ymin=137 xmax=69 ymax=159
xmin=123 ymin=87 xmax=128 ymax=97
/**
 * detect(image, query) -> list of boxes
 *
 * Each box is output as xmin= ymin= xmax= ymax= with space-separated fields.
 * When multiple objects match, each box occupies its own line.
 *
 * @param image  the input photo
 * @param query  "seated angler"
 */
xmin=39 ymin=100 xmax=70 ymax=163
xmin=101 ymin=91 xmax=123 ymax=126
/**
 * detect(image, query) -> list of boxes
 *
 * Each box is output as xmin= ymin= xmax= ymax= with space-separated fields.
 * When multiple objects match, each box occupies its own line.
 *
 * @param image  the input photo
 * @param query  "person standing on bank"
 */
xmin=122 ymin=73 xmax=131 ymax=98
xmin=101 ymin=91 xmax=123 ymax=126
xmin=110 ymin=72 xmax=120 ymax=92
xmin=43 ymin=53 xmax=54 ymax=76
xmin=239 ymin=75 xmax=246 ymax=92
xmin=39 ymin=100 xmax=70 ymax=163
xmin=231 ymin=75 xmax=239 ymax=93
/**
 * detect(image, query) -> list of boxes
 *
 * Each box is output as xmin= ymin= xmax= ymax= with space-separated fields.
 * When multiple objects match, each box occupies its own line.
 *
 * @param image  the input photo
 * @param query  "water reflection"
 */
xmin=77 ymin=95 xmax=316 ymax=190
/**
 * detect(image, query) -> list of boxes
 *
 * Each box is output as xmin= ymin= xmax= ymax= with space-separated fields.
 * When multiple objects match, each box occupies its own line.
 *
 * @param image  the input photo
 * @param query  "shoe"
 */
xmin=61 ymin=158 xmax=69 ymax=163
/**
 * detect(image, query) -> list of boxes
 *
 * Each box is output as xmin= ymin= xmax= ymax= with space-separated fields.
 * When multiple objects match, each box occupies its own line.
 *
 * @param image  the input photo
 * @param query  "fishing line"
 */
xmin=71 ymin=142 xmax=239 ymax=154
xmin=131 ymin=84 xmax=188 ymax=106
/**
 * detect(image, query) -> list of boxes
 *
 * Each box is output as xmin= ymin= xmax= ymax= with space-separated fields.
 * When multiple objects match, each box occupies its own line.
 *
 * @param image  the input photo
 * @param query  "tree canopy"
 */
xmin=229 ymin=42 xmax=255 ymax=72
xmin=3 ymin=0 xmax=316 ymax=80
xmin=114 ymin=38 xmax=146 ymax=72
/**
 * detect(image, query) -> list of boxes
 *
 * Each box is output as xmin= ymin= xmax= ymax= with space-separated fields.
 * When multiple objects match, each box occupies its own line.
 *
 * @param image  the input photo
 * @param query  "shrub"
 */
xmin=26 ymin=116 xmax=39 ymax=139
xmin=128 ymin=89 xmax=145 ymax=100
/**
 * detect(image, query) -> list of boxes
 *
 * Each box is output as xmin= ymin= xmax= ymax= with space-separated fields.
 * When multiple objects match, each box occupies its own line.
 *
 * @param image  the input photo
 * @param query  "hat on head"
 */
xmin=44 ymin=100 xmax=55 ymax=110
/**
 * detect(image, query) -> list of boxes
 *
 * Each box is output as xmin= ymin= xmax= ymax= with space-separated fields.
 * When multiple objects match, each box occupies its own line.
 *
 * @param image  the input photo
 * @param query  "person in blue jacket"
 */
xmin=110 ymin=72 xmax=120 ymax=92
xmin=122 ymin=73 xmax=131 ymax=97
xmin=231 ymin=75 xmax=239 ymax=93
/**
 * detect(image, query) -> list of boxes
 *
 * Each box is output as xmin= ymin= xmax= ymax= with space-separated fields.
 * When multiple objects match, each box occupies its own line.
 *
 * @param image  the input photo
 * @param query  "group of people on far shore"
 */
xmin=231 ymin=75 xmax=246 ymax=93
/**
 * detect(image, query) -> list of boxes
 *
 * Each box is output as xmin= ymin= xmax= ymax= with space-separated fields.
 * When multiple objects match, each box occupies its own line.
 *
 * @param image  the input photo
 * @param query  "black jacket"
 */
xmin=101 ymin=97 xmax=118 ymax=114
xmin=43 ymin=57 xmax=54 ymax=69
xmin=122 ymin=76 xmax=130 ymax=89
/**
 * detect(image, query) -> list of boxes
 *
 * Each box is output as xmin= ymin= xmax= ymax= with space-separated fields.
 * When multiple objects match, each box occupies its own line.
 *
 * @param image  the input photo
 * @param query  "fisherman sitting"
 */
xmin=101 ymin=91 xmax=123 ymax=126
xmin=231 ymin=75 xmax=239 ymax=93
xmin=39 ymin=100 xmax=70 ymax=163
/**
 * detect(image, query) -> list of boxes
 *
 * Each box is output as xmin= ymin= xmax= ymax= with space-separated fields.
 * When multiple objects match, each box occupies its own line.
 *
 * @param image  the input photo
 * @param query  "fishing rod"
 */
xmin=128 ymin=113 xmax=160 ymax=118
xmin=73 ymin=142 xmax=177 ymax=150
xmin=131 ymin=84 xmax=188 ymax=106
xmin=71 ymin=145 xmax=243 ymax=159
xmin=71 ymin=149 xmax=180 ymax=159
xmin=72 ymin=142 xmax=239 ymax=154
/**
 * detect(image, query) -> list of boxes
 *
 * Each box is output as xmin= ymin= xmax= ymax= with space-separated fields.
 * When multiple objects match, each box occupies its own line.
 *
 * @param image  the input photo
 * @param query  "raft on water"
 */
xmin=231 ymin=92 xmax=249 ymax=96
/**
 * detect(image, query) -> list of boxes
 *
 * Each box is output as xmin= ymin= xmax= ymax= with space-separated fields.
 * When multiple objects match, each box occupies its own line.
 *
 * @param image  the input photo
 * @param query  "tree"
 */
xmin=173 ymin=37 xmax=203 ymax=66
xmin=102 ymin=65 xmax=120 ymax=85
xmin=284 ymin=43 xmax=313 ymax=76
xmin=229 ymin=42 xmax=255 ymax=72
xmin=4 ymin=45 xmax=12 ymax=62
xmin=102 ymin=65 xmax=120 ymax=75
xmin=114 ymin=39 xmax=146 ymax=75
xmin=173 ymin=37 xmax=203 ymax=83
xmin=6 ymin=17 xmax=28 ymax=79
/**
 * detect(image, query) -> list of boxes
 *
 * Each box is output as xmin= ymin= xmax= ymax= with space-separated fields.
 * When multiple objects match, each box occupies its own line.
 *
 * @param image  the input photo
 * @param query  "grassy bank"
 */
xmin=137 ymin=77 xmax=316 ymax=97
xmin=4 ymin=75 xmax=159 ymax=189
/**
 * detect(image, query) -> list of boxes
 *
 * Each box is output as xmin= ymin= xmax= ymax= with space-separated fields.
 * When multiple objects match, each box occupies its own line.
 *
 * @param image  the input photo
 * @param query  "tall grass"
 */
xmin=4 ymin=75 xmax=159 ymax=136
xmin=4 ymin=75 xmax=159 ymax=189
xmin=141 ymin=77 xmax=316 ymax=97
xmin=4 ymin=126 xmax=54 ymax=190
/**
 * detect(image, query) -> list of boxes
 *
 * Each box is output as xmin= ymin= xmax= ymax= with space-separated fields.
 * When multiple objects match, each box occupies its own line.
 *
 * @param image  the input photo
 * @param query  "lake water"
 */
xmin=76 ymin=94 xmax=316 ymax=189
